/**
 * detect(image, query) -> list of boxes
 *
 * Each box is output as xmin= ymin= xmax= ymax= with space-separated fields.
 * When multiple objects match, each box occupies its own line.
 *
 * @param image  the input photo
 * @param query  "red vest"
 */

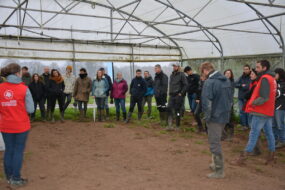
xmin=245 ymin=74 xmax=276 ymax=116
xmin=0 ymin=82 xmax=31 ymax=133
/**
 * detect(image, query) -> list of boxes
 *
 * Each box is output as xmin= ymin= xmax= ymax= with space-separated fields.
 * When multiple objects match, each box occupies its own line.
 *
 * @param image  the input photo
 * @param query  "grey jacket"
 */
xmin=6 ymin=75 xmax=34 ymax=114
xmin=202 ymin=71 xmax=232 ymax=124
xmin=169 ymin=71 xmax=188 ymax=96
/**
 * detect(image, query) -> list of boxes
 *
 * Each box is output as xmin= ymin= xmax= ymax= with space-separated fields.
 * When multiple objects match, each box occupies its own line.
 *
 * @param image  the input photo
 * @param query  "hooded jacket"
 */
xmin=130 ymin=76 xmax=147 ymax=98
xmin=144 ymin=76 xmax=154 ymax=96
xmin=169 ymin=71 xmax=188 ymax=96
xmin=73 ymin=76 xmax=92 ymax=102
xmin=202 ymin=71 xmax=232 ymax=124
xmin=235 ymin=73 xmax=251 ymax=99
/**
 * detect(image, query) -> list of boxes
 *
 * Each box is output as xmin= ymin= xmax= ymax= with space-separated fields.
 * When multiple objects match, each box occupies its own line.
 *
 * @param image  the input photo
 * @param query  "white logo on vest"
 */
xmin=4 ymin=90 xmax=13 ymax=100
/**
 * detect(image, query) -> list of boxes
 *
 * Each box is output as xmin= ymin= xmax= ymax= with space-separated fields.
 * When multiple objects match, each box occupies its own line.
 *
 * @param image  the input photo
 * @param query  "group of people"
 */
xmin=0 ymin=59 xmax=284 ymax=186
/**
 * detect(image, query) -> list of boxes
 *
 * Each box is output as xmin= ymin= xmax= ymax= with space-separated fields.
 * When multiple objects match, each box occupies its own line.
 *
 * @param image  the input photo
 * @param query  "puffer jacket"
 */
xmin=63 ymin=74 xmax=76 ymax=94
xmin=92 ymin=78 xmax=109 ymax=98
xmin=169 ymin=71 xmax=188 ymax=96
xmin=202 ymin=71 xmax=232 ymax=124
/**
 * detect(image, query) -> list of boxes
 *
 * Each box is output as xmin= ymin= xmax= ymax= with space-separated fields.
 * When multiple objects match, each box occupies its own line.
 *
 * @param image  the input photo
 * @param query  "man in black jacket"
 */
xmin=41 ymin=66 xmax=51 ymax=119
xmin=167 ymin=63 xmax=188 ymax=130
xmin=154 ymin=64 xmax=168 ymax=126
xmin=184 ymin=66 xmax=200 ymax=114
xmin=235 ymin=64 xmax=251 ymax=130
xmin=126 ymin=69 xmax=147 ymax=123
xmin=100 ymin=68 xmax=113 ymax=119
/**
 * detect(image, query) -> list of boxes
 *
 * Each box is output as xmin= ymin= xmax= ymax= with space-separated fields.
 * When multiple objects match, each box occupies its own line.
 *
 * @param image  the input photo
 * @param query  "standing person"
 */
xmin=194 ymin=75 xmax=206 ymax=133
xmin=29 ymin=74 xmax=46 ymax=122
xmin=92 ymin=70 xmax=109 ymax=122
xmin=273 ymin=68 xmax=285 ymax=148
xmin=125 ymin=69 xmax=147 ymax=123
xmin=48 ymin=69 xmax=65 ymax=123
xmin=235 ymin=64 xmax=251 ymax=130
xmin=99 ymin=68 xmax=112 ymax=119
xmin=62 ymin=66 xmax=76 ymax=114
xmin=167 ymin=63 xmax=188 ymax=130
xmin=111 ymin=72 xmax=128 ymax=121
xmin=201 ymin=62 xmax=232 ymax=179
xmin=154 ymin=64 xmax=168 ymax=126
xmin=0 ymin=63 xmax=34 ymax=187
xmin=233 ymin=60 xmax=277 ymax=166
xmin=184 ymin=66 xmax=200 ymax=114
xmin=222 ymin=69 xmax=235 ymax=141
xmin=21 ymin=66 xmax=31 ymax=86
xmin=142 ymin=71 xmax=154 ymax=118
xmin=41 ymin=66 xmax=50 ymax=119
xmin=73 ymin=68 xmax=92 ymax=121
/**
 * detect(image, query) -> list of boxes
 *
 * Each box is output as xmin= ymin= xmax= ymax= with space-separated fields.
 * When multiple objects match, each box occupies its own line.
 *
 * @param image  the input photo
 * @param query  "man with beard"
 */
xmin=21 ymin=66 xmax=31 ymax=86
xmin=235 ymin=64 xmax=251 ymax=130
xmin=167 ymin=63 xmax=188 ymax=130
xmin=73 ymin=68 xmax=92 ymax=121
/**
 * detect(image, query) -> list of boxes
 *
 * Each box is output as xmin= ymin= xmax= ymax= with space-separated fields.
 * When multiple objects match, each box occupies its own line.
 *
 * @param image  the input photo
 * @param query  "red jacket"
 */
xmin=245 ymin=74 xmax=277 ymax=116
xmin=0 ymin=82 xmax=31 ymax=133
xmin=111 ymin=79 xmax=128 ymax=99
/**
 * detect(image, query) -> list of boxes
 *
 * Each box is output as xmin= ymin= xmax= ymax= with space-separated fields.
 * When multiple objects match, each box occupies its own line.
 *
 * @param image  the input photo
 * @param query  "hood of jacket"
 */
xmin=7 ymin=74 xmax=22 ymax=84
xmin=208 ymin=70 xmax=227 ymax=81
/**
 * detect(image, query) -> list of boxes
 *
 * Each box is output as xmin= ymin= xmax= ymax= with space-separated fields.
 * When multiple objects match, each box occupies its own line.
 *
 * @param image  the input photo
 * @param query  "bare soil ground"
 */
xmin=0 ymin=118 xmax=285 ymax=190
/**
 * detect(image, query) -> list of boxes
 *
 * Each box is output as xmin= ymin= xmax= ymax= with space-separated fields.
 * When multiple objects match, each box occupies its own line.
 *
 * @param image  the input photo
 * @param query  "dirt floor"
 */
xmin=0 ymin=118 xmax=285 ymax=190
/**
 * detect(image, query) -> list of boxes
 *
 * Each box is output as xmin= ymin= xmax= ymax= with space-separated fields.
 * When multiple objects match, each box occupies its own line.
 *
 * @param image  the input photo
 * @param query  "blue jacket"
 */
xmin=202 ymin=71 xmax=233 ymax=124
xmin=6 ymin=75 xmax=34 ymax=114
xmin=91 ymin=78 xmax=109 ymax=98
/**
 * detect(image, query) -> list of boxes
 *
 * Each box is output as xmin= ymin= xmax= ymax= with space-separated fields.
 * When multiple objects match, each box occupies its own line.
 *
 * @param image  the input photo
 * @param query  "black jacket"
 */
xmin=186 ymin=73 xmax=200 ymax=94
xmin=235 ymin=73 xmax=251 ymax=99
xmin=41 ymin=73 xmax=50 ymax=96
xmin=130 ymin=76 xmax=147 ymax=98
xmin=29 ymin=81 xmax=45 ymax=100
xmin=104 ymin=74 xmax=113 ymax=96
xmin=48 ymin=79 xmax=65 ymax=96
xmin=169 ymin=71 xmax=188 ymax=96
xmin=276 ymin=80 xmax=285 ymax=110
xmin=154 ymin=71 xmax=168 ymax=98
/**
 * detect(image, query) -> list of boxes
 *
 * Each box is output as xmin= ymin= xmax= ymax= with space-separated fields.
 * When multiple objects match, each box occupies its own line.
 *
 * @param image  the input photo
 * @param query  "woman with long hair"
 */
xmin=92 ymin=70 xmax=109 ymax=122
xmin=0 ymin=63 xmax=34 ymax=187
xmin=29 ymin=73 xmax=46 ymax=121
xmin=222 ymin=69 xmax=235 ymax=141
xmin=273 ymin=68 xmax=285 ymax=148
xmin=48 ymin=69 xmax=65 ymax=123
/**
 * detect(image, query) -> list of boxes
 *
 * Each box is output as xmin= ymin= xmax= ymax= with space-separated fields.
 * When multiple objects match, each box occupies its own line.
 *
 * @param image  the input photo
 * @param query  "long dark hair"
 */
xmin=50 ymin=69 xmax=61 ymax=78
xmin=32 ymin=73 xmax=43 ymax=83
xmin=1 ymin=63 xmax=21 ymax=77
xmin=275 ymin=68 xmax=285 ymax=81
xmin=224 ymin=69 xmax=234 ymax=81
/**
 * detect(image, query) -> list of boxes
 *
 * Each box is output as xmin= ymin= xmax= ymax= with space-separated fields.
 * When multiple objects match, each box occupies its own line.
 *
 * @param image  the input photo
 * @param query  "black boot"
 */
xmin=125 ymin=112 xmax=132 ymax=123
xmin=138 ymin=112 xmax=143 ymax=121
xmin=208 ymin=154 xmax=225 ymax=178
xmin=123 ymin=112 xmax=127 ymax=121
xmin=116 ymin=111 xmax=120 ymax=121
xmin=98 ymin=109 xmax=102 ymax=122
xmin=175 ymin=114 xmax=181 ymax=129
xmin=60 ymin=111 xmax=64 ymax=123
xmin=50 ymin=111 xmax=55 ymax=123
xmin=46 ymin=109 xmax=50 ymax=121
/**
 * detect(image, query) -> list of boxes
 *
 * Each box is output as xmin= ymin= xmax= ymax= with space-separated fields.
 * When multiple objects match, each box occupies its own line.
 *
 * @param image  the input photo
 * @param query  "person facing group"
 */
xmin=0 ymin=63 xmax=34 ymax=187
xmin=111 ymin=72 xmax=128 ymax=121
xmin=92 ymin=70 xmax=109 ymax=122
xmin=73 ymin=68 xmax=92 ymax=121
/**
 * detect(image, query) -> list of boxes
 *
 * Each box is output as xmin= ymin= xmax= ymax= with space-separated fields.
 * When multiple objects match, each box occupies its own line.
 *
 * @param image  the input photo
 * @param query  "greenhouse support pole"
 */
xmin=71 ymin=26 xmax=76 ymax=75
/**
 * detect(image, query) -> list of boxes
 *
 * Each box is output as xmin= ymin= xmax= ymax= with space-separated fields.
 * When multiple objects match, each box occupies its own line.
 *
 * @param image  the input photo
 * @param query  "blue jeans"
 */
xmin=187 ymin=93 xmax=197 ymax=113
xmin=245 ymin=115 xmax=275 ymax=152
xmin=114 ymin=98 xmax=126 ymax=113
xmin=2 ymin=131 xmax=29 ymax=180
xmin=238 ymin=99 xmax=249 ymax=127
xmin=273 ymin=110 xmax=285 ymax=143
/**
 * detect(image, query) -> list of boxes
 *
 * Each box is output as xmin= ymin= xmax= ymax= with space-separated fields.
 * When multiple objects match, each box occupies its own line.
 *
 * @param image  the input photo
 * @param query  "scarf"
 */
xmin=51 ymin=76 xmax=63 ymax=84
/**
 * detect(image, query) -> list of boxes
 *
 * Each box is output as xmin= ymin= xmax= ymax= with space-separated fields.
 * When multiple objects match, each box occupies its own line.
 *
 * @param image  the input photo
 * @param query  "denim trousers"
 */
xmin=245 ymin=115 xmax=275 ymax=152
xmin=2 ymin=131 xmax=29 ymax=180
xmin=114 ymin=98 xmax=126 ymax=113
xmin=187 ymin=93 xmax=197 ymax=113
xmin=273 ymin=110 xmax=285 ymax=143
xmin=238 ymin=99 xmax=249 ymax=127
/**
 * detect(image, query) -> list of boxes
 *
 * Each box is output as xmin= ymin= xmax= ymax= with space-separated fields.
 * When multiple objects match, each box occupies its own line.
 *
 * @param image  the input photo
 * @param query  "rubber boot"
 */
xmin=125 ymin=112 xmax=132 ymax=123
xmin=98 ymin=109 xmax=102 ymax=122
xmin=138 ymin=112 xmax=143 ymax=121
xmin=166 ymin=114 xmax=174 ymax=131
xmin=46 ymin=109 xmax=50 ymax=121
xmin=51 ymin=112 xmax=55 ymax=123
xmin=106 ymin=108 xmax=110 ymax=120
xmin=231 ymin=151 xmax=249 ymax=166
xmin=209 ymin=154 xmax=216 ymax=171
xmin=207 ymin=154 xmax=225 ymax=179
xmin=84 ymin=109 xmax=87 ymax=119
xmin=175 ymin=114 xmax=181 ymax=130
xmin=227 ymin=127 xmax=234 ymax=141
xmin=60 ymin=111 xmax=64 ymax=123
xmin=123 ymin=112 xmax=127 ymax=121
xmin=116 ymin=111 xmax=120 ymax=121
xmin=265 ymin=152 xmax=276 ymax=165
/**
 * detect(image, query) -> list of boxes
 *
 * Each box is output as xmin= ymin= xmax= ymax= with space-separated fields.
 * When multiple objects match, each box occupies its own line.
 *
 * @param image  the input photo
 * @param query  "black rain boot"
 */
xmin=123 ymin=112 xmax=127 ymax=121
xmin=125 ymin=112 xmax=132 ymax=123
xmin=60 ymin=111 xmax=64 ymax=123
xmin=98 ymin=109 xmax=102 ymax=122
xmin=138 ymin=112 xmax=143 ymax=121
xmin=116 ymin=111 xmax=120 ymax=121
xmin=51 ymin=111 xmax=55 ymax=123
xmin=208 ymin=154 xmax=225 ymax=178
xmin=166 ymin=113 xmax=174 ymax=131
xmin=175 ymin=113 xmax=181 ymax=129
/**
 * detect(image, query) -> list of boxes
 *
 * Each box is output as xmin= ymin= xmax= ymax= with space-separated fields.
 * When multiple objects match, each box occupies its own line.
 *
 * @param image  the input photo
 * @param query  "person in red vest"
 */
xmin=0 ymin=63 xmax=34 ymax=187
xmin=232 ymin=60 xmax=276 ymax=166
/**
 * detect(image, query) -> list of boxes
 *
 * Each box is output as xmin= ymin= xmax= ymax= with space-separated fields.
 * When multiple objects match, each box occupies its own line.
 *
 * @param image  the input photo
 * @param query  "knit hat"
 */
xmin=66 ymin=65 xmax=73 ymax=71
